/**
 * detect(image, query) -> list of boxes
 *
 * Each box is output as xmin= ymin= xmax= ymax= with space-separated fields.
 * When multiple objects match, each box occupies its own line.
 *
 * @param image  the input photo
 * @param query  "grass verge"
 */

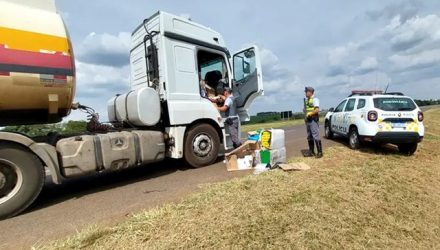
xmin=40 ymin=109 xmax=440 ymax=249
xmin=242 ymin=119 xmax=304 ymax=132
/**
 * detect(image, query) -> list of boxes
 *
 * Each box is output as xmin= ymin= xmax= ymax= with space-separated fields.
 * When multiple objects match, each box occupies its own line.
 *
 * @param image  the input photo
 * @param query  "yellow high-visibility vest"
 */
xmin=305 ymin=97 xmax=316 ymax=113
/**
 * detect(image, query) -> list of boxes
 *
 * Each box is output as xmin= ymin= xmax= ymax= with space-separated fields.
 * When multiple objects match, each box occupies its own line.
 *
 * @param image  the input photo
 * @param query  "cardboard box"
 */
xmin=225 ymin=140 xmax=260 ymax=171
xmin=255 ymin=147 xmax=287 ymax=166
xmin=278 ymin=162 xmax=311 ymax=171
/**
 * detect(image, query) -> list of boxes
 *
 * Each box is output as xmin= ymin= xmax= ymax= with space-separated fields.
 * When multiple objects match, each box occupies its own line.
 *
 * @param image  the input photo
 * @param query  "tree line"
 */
xmin=1 ymin=120 xmax=88 ymax=137
xmin=6 ymin=99 xmax=436 ymax=136
xmin=414 ymin=99 xmax=440 ymax=107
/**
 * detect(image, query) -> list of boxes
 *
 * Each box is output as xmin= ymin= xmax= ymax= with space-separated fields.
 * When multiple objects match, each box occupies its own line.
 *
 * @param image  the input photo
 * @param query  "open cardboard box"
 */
xmin=225 ymin=140 xmax=260 ymax=171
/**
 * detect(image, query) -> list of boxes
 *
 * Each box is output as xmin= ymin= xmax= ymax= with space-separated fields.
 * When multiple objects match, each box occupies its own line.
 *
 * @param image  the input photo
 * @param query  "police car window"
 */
xmin=334 ymin=100 xmax=347 ymax=113
xmin=373 ymin=98 xmax=416 ymax=111
xmin=357 ymin=99 xmax=366 ymax=109
xmin=344 ymin=99 xmax=356 ymax=112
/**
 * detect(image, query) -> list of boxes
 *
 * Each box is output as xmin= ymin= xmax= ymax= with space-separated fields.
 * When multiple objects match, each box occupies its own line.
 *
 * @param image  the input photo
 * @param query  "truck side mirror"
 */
xmin=329 ymin=108 xmax=335 ymax=112
xmin=243 ymin=61 xmax=251 ymax=74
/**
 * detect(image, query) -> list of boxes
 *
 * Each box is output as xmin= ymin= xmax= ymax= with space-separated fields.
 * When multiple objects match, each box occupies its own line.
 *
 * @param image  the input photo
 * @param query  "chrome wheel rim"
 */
xmin=192 ymin=133 xmax=213 ymax=157
xmin=325 ymin=125 xmax=330 ymax=137
xmin=350 ymin=132 xmax=358 ymax=148
xmin=0 ymin=159 xmax=23 ymax=205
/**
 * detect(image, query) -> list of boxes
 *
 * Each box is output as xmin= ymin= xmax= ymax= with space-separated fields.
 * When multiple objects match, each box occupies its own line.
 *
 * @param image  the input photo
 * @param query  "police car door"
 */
xmin=232 ymin=46 xmax=264 ymax=122
xmin=341 ymin=98 xmax=357 ymax=135
xmin=331 ymin=99 xmax=348 ymax=134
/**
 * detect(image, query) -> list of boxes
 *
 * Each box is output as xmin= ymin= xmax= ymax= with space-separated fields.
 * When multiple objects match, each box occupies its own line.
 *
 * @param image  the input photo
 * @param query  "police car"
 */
xmin=324 ymin=91 xmax=424 ymax=155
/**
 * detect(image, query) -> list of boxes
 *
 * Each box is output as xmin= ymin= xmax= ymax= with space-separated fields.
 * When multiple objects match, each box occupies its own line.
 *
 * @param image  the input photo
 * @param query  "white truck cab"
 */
xmin=109 ymin=11 xmax=264 ymax=162
xmin=324 ymin=91 xmax=424 ymax=155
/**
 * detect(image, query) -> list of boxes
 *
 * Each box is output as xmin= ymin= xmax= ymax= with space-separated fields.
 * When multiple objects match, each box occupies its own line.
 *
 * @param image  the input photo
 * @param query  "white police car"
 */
xmin=324 ymin=91 xmax=424 ymax=155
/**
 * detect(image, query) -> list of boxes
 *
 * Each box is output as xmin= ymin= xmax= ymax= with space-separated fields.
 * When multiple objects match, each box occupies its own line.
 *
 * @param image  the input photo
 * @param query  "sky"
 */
xmin=56 ymin=0 xmax=440 ymax=121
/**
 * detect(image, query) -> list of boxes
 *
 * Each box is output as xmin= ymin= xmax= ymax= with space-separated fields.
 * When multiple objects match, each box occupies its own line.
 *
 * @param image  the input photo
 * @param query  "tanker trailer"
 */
xmin=0 ymin=0 xmax=76 ymax=126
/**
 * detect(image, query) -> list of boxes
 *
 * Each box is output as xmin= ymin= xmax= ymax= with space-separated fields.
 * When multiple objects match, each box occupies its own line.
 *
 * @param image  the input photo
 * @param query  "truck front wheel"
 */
xmin=184 ymin=124 xmax=220 ymax=168
xmin=0 ymin=144 xmax=45 ymax=220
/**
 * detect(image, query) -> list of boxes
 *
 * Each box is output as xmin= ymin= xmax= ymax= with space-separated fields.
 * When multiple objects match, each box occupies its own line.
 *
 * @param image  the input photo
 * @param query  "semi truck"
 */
xmin=0 ymin=0 xmax=264 ymax=219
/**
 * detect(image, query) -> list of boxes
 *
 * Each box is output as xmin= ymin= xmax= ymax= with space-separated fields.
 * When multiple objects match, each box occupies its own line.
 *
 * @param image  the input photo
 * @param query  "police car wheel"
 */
xmin=348 ymin=128 xmax=360 ymax=150
xmin=324 ymin=121 xmax=334 ymax=139
xmin=398 ymin=143 xmax=417 ymax=156
xmin=184 ymin=124 xmax=220 ymax=168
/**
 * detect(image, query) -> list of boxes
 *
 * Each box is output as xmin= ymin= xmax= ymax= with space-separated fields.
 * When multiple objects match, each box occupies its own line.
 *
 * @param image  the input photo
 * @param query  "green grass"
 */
xmin=242 ymin=119 xmax=304 ymax=132
xmin=39 ymin=109 xmax=440 ymax=250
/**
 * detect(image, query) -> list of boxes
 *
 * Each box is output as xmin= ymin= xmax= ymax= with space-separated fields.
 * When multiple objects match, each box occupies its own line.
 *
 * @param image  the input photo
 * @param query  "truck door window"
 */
xmin=197 ymin=50 xmax=227 ymax=96
xmin=233 ymin=49 xmax=256 ymax=83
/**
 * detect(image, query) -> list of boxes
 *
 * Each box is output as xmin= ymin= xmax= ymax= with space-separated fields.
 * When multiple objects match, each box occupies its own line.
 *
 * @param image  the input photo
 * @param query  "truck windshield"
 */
xmin=373 ymin=97 xmax=416 ymax=111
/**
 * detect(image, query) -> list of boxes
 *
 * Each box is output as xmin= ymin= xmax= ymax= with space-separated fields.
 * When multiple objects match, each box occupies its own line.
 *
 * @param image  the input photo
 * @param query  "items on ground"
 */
xmin=225 ymin=129 xmax=293 ymax=173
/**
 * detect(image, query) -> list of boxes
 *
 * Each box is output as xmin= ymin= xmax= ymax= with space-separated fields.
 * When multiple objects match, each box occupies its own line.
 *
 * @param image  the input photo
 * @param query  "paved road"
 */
xmin=0 ymin=123 xmax=338 ymax=249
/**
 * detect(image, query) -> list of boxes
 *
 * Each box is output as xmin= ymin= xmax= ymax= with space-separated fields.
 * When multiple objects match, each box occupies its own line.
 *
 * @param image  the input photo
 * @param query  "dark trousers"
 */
xmin=228 ymin=118 xmax=241 ymax=148
xmin=306 ymin=120 xmax=320 ymax=141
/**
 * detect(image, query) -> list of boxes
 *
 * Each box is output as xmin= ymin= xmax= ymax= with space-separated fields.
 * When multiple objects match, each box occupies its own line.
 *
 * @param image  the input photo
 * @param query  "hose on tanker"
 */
xmin=72 ymin=103 xmax=121 ymax=133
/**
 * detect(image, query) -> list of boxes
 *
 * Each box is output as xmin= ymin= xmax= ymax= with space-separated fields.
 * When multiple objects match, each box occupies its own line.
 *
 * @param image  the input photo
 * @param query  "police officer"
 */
xmin=304 ymin=86 xmax=323 ymax=158
xmin=216 ymin=87 xmax=242 ymax=149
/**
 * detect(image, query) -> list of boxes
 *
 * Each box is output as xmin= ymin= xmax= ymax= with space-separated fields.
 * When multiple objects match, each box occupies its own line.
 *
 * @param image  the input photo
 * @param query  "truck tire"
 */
xmin=398 ymin=143 xmax=418 ymax=156
xmin=184 ymin=124 xmax=220 ymax=168
xmin=0 ymin=144 xmax=45 ymax=220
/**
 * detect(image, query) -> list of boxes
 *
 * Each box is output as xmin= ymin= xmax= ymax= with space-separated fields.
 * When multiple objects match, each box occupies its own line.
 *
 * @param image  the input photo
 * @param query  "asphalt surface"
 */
xmin=0 ymin=123 xmax=338 ymax=249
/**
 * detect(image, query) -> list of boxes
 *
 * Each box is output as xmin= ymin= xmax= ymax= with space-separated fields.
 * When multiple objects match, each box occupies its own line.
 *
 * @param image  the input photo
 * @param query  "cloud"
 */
xmin=355 ymin=57 xmax=378 ymax=75
xmin=327 ymin=43 xmax=358 ymax=66
xmin=383 ymin=14 xmax=440 ymax=53
xmin=75 ymin=61 xmax=130 ymax=87
xmin=379 ymin=14 xmax=440 ymax=74
xmin=57 ymin=0 xmax=440 ymax=117
xmin=322 ymin=13 xmax=440 ymax=87
xmin=260 ymin=47 xmax=280 ymax=69
xmin=326 ymin=43 xmax=359 ymax=76
xmin=258 ymin=47 xmax=302 ymax=94
xmin=389 ymin=48 xmax=440 ymax=71
xmin=76 ymin=32 xmax=131 ymax=67
xmin=250 ymin=46 xmax=306 ymax=112
xmin=366 ymin=1 xmax=420 ymax=22
xmin=66 ymin=60 xmax=131 ymax=121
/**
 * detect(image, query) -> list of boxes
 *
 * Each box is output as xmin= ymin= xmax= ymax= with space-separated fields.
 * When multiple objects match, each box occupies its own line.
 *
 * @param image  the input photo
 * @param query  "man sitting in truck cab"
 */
xmin=199 ymin=73 xmax=215 ymax=99
xmin=216 ymin=87 xmax=242 ymax=149
xmin=201 ymin=70 xmax=227 ymax=104
xmin=206 ymin=71 xmax=229 ymax=94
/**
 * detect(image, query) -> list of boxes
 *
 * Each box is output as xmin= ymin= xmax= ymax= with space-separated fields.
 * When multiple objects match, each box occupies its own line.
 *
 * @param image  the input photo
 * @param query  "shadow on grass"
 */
xmin=325 ymin=135 xmax=407 ymax=156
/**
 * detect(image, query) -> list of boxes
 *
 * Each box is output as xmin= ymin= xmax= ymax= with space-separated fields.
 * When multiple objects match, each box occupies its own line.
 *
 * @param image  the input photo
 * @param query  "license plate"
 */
xmin=392 ymin=123 xmax=406 ymax=128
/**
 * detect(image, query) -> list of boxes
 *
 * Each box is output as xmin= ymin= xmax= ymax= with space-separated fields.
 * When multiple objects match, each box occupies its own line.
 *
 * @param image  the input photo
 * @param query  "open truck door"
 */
xmin=232 ymin=46 xmax=264 ymax=122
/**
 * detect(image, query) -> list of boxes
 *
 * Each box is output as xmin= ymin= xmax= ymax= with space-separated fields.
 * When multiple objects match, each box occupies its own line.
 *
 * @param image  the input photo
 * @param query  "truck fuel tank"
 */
xmin=57 ymin=130 xmax=166 ymax=178
xmin=108 ymin=87 xmax=161 ymax=127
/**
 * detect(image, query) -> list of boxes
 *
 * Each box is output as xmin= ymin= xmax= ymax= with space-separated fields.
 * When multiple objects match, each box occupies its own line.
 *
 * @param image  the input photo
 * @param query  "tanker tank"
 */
xmin=0 ymin=0 xmax=76 ymax=126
